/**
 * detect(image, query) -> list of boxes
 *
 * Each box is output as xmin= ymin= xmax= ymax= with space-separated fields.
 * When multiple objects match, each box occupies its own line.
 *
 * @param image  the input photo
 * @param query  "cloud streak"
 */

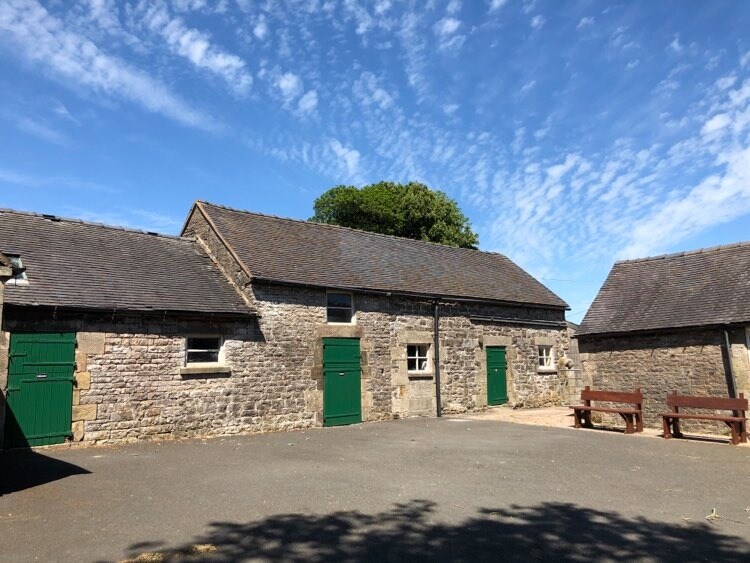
xmin=0 ymin=0 xmax=216 ymax=130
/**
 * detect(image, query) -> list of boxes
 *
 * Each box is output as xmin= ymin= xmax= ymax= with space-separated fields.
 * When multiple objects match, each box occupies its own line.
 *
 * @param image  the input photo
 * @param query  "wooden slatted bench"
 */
xmin=569 ymin=386 xmax=643 ymax=434
xmin=660 ymin=393 xmax=748 ymax=445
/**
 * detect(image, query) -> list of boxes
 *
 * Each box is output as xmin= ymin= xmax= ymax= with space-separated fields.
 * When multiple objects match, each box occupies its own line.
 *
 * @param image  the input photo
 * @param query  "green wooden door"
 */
xmin=323 ymin=338 xmax=362 ymax=427
xmin=486 ymin=346 xmax=508 ymax=406
xmin=5 ymin=332 xmax=76 ymax=448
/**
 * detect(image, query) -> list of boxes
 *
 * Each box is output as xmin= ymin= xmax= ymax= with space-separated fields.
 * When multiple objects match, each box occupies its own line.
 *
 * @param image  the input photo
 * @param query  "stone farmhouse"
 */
xmin=577 ymin=243 xmax=750 ymax=429
xmin=0 ymin=202 xmax=572 ymax=448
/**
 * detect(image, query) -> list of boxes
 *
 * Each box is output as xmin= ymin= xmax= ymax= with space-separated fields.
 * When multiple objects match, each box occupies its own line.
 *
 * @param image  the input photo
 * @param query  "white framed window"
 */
xmin=407 ymin=344 xmax=431 ymax=372
xmin=185 ymin=336 xmax=223 ymax=365
xmin=4 ymin=255 xmax=28 ymax=286
xmin=326 ymin=291 xmax=354 ymax=324
xmin=538 ymin=345 xmax=555 ymax=370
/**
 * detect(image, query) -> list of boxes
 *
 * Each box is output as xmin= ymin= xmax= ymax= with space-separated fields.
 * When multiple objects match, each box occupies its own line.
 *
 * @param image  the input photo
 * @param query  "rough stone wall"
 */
xmin=578 ymin=329 xmax=744 ymax=433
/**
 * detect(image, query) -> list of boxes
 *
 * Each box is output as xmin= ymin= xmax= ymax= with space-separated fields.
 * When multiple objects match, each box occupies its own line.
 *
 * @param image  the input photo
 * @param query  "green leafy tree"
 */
xmin=311 ymin=181 xmax=479 ymax=249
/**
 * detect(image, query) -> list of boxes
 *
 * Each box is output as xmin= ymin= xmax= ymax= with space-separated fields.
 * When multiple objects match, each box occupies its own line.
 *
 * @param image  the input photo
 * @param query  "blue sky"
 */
xmin=1 ymin=0 xmax=750 ymax=321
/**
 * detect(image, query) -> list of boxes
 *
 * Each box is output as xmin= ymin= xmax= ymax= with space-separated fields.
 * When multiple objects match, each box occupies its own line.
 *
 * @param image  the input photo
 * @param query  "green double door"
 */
xmin=5 ymin=332 xmax=76 ymax=448
xmin=486 ymin=346 xmax=508 ymax=406
xmin=323 ymin=338 xmax=362 ymax=427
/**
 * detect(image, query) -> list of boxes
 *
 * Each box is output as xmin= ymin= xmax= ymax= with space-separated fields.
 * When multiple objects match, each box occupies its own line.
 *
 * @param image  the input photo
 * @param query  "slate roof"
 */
xmin=0 ymin=209 xmax=254 ymax=317
xmin=578 ymin=242 xmax=750 ymax=336
xmin=191 ymin=201 xmax=568 ymax=309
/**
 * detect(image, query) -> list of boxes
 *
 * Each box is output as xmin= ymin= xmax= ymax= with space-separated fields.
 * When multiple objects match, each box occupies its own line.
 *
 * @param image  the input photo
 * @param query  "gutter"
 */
xmin=3 ymin=304 xmax=258 ymax=321
xmin=470 ymin=315 xmax=567 ymax=328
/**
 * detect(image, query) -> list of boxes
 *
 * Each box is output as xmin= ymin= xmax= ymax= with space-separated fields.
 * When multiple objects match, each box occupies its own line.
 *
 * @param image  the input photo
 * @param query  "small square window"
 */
xmin=327 ymin=292 xmax=354 ymax=323
xmin=538 ymin=345 xmax=555 ymax=370
xmin=407 ymin=344 xmax=431 ymax=372
xmin=4 ymin=255 xmax=28 ymax=286
xmin=186 ymin=336 xmax=222 ymax=364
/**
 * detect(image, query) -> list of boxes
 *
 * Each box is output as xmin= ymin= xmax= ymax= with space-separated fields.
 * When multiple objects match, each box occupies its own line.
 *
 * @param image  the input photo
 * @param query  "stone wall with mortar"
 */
xmin=578 ymin=328 xmax=749 ymax=433
xmin=0 ymin=212 xmax=571 ymax=446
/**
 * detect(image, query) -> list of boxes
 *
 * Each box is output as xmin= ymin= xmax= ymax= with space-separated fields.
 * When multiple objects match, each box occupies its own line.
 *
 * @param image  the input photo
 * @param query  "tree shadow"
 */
xmin=122 ymin=499 xmax=750 ymax=562
xmin=0 ymin=449 xmax=91 ymax=495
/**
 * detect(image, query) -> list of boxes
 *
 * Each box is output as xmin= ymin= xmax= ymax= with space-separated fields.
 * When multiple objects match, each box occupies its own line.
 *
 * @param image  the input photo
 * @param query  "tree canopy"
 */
xmin=310 ymin=181 xmax=479 ymax=249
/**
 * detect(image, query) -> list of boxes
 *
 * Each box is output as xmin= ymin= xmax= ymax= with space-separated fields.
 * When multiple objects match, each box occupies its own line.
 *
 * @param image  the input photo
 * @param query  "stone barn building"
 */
xmin=1 ymin=203 xmax=572 ymax=448
xmin=577 ymin=243 xmax=750 ymax=429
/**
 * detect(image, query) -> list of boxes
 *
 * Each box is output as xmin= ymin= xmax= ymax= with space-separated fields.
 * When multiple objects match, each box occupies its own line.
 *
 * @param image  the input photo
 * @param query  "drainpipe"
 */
xmin=723 ymin=329 xmax=738 ymax=398
xmin=433 ymin=299 xmax=442 ymax=417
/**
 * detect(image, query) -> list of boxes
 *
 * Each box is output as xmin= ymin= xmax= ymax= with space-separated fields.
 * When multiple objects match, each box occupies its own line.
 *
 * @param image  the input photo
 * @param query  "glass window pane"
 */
xmin=187 ymin=350 xmax=219 ymax=363
xmin=418 ymin=359 xmax=428 ymax=371
xmin=327 ymin=308 xmax=352 ymax=323
xmin=407 ymin=357 xmax=417 ymax=371
xmin=188 ymin=337 xmax=220 ymax=351
xmin=407 ymin=345 xmax=417 ymax=358
xmin=327 ymin=293 xmax=352 ymax=308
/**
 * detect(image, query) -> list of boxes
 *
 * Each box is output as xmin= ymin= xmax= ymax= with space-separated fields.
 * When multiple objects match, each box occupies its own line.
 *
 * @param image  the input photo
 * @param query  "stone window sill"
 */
xmin=180 ymin=365 xmax=232 ymax=378
xmin=537 ymin=368 xmax=558 ymax=374
xmin=408 ymin=372 xmax=434 ymax=380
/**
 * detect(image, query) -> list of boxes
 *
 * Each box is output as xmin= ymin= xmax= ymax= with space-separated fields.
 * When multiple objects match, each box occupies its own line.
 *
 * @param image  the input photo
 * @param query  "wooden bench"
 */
xmin=569 ymin=386 xmax=643 ymax=434
xmin=660 ymin=393 xmax=748 ymax=445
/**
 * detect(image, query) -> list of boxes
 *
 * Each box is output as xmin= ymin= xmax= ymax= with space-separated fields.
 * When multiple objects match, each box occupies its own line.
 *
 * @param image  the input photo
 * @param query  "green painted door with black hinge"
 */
xmin=5 ymin=332 xmax=76 ymax=448
xmin=323 ymin=338 xmax=362 ymax=427
xmin=487 ymin=346 xmax=508 ymax=406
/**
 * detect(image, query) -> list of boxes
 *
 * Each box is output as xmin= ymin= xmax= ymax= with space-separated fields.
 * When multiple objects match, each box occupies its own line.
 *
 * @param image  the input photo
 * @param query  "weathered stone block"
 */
xmin=72 ymin=404 xmax=97 ymax=422
xmin=77 ymin=332 xmax=106 ymax=355
xmin=75 ymin=371 xmax=91 ymax=390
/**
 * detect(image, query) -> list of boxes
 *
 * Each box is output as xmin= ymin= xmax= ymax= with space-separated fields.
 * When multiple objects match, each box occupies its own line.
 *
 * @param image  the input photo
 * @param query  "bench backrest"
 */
xmin=666 ymin=392 xmax=747 ymax=412
xmin=580 ymin=386 xmax=642 ymax=405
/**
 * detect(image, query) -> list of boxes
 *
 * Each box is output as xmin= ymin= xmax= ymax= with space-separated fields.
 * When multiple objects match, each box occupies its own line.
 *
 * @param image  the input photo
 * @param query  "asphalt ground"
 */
xmin=1 ymin=417 xmax=749 ymax=562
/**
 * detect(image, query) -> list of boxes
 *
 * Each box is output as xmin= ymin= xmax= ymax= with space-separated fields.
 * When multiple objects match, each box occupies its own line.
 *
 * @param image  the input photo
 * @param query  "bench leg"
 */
xmin=725 ymin=421 xmax=742 ymax=446
xmin=741 ymin=421 xmax=748 ymax=444
xmin=619 ymin=413 xmax=634 ymax=434
xmin=635 ymin=413 xmax=643 ymax=433
xmin=672 ymin=417 xmax=683 ymax=439
xmin=662 ymin=416 xmax=673 ymax=439
xmin=573 ymin=410 xmax=582 ymax=429
xmin=583 ymin=411 xmax=593 ymax=429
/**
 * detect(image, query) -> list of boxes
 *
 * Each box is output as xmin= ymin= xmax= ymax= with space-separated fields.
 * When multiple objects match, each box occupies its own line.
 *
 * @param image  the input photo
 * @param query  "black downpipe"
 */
xmin=434 ymin=299 xmax=442 ymax=417
xmin=723 ymin=329 xmax=738 ymax=398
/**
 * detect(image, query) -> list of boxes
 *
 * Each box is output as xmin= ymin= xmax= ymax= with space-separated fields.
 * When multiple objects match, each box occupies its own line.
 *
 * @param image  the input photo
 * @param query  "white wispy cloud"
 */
xmin=276 ymin=72 xmax=303 ymax=101
xmin=530 ymin=15 xmax=545 ymax=30
xmin=489 ymin=0 xmax=508 ymax=12
xmin=253 ymin=15 xmax=269 ymax=40
xmin=330 ymin=139 xmax=361 ymax=179
xmin=434 ymin=17 xmax=461 ymax=37
xmin=701 ymin=113 xmax=731 ymax=135
xmin=134 ymin=1 xmax=252 ymax=95
xmin=15 ymin=117 xmax=71 ymax=146
xmin=668 ymin=34 xmax=683 ymax=54
xmin=297 ymin=90 xmax=318 ymax=114
xmin=0 ymin=166 xmax=117 ymax=193
xmin=447 ymin=0 xmax=462 ymax=15
xmin=577 ymin=17 xmax=594 ymax=29
xmin=353 ymin=72 xmax=394 ymax=109
xmin=0 ymin=0 xmax=216 ymax=130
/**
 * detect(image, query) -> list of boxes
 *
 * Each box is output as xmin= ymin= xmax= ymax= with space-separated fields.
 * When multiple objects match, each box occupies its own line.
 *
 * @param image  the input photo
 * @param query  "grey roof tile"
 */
xmin=578 ymin=242 xmax=750 ymax=336
xmin=0 ymin=209 xmax=254 ymax=317
xmin=196 ymin=201 xmax=568 ymax=308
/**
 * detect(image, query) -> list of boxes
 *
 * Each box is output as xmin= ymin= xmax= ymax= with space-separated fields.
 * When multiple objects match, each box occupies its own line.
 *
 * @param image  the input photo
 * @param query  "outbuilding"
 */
xmin=577 ymin=243 xmax=750 ymax=429
xmin=1 ymin=202 xmax=572 ymax=447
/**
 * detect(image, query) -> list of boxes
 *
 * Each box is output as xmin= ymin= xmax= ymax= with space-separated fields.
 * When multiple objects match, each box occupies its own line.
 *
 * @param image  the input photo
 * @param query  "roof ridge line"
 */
xmin=615 ymin=240 xmax=750 ymax=264
xmin=0 ymin=207 xmax=191 ymax=243
xmin=197 ymin=200 xmax=506 ymax=258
